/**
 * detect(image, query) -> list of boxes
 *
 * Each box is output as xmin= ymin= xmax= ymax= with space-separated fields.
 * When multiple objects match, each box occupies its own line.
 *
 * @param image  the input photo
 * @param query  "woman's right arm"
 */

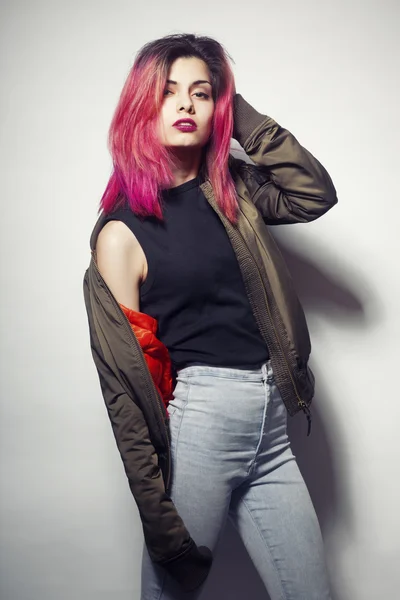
xmin=95 ymin=220 xmax=145 ymax=311
xmin=84 ymin=219 xmax=214 ymax=591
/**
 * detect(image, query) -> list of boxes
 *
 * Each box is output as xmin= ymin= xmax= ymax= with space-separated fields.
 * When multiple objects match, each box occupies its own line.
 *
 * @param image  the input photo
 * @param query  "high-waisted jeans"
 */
xmin=140 ymin=360 xmax=331 ymax=600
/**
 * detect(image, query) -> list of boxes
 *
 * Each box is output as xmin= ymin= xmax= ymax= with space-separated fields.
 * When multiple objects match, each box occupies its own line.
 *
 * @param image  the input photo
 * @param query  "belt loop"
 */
xmin=266 ymin=359 xmax=273 ymax=382
xmin=261 ymin=362 xmax=268 ymax=382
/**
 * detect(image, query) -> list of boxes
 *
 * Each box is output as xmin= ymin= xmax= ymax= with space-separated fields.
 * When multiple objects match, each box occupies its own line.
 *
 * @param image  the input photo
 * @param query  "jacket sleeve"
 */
xmin=232 ymin=93 xmax=338 ymax=225
xmin=83 ymin=271 xmax=212 ymax=592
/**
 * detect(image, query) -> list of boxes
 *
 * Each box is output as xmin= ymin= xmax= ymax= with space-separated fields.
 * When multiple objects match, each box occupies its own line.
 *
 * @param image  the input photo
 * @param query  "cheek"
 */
xmin=157 ymin=110 xmax=168 ymax=141
xmin=158 ymin=110 xmax=166 ymax=132
xmin=205 ymin=113 xmax=214 ymax=137
xmin=207 ymin=105 xmax=215 ymax=129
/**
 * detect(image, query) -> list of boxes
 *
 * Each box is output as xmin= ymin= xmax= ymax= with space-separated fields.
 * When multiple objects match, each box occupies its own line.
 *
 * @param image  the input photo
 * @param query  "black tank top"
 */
xmin=104 ymin=176 xmax=269 ymax=370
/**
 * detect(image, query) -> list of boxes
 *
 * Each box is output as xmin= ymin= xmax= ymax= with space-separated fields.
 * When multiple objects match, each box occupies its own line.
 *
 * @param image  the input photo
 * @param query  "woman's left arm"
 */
xmin=232 ymin=94 xmax=338 ymax=225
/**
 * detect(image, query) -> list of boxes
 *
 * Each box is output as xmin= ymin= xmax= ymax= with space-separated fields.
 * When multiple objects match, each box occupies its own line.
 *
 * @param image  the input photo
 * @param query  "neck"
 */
xmin=168 ymin=147 xmax=204 ymax=188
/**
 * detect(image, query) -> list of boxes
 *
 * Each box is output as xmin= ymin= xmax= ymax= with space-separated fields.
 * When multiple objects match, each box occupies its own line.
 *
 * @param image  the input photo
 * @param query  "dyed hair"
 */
xmin=100 ymin=33 xmax=238 ymax=223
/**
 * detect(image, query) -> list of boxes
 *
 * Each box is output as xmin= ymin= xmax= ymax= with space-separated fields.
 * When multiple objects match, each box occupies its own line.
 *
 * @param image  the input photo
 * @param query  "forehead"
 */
xmin=167 ymin=56 xmax=211 ymax=84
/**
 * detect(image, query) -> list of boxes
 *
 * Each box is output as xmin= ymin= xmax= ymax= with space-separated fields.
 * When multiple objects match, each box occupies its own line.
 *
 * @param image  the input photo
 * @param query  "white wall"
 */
xmin=1 ymin=1 xmax=399 ymax=598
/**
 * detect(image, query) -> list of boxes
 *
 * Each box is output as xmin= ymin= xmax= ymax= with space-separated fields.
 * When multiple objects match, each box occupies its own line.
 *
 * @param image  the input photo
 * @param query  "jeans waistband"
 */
xmin=176 ymin=359 xmax=273 ymax=382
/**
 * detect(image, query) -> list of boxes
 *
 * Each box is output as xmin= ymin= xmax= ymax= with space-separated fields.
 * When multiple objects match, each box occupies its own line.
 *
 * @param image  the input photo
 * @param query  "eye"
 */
xmin=163 ymin=90 xmax=210 ymax=99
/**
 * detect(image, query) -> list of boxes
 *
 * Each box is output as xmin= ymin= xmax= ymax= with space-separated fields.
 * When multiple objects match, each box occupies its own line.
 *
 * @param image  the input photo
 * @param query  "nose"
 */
xmin=177 ymin=96 xmax=194 ymax=114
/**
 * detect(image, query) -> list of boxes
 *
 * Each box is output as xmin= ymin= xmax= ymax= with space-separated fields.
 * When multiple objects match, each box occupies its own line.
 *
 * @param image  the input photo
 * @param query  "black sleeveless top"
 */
xmin=104 ymin=176 xmax=269 ymax=370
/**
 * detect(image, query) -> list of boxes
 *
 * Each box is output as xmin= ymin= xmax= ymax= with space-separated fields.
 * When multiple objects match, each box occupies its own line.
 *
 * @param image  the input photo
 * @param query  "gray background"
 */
xmin=1 ymin=0 xmax=399 ymax=598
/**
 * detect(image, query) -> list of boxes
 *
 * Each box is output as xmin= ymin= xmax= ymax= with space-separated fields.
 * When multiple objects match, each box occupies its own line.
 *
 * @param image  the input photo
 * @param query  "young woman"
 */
xmin=83 ymin=33 xmax=338 ymax=600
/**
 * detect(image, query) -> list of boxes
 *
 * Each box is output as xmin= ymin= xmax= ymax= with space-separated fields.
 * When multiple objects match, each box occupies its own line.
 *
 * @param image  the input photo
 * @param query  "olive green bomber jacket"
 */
xmin=82 ymin=94 xmax=338 ymax=592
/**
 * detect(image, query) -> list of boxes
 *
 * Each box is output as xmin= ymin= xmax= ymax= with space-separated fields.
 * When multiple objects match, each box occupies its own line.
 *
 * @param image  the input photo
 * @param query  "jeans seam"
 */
xmin=169 ymin=376 xmax=191 ymax=489
xmin=247 ymin=377 xmax=271 ymax=476
xmin=241 ymin=496 xmax=288 ymax=600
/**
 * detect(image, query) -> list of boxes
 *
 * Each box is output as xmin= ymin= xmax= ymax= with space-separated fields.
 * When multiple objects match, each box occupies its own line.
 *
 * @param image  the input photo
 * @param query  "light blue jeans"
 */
xmin=141 ymin=360 xmax=331 ymax=600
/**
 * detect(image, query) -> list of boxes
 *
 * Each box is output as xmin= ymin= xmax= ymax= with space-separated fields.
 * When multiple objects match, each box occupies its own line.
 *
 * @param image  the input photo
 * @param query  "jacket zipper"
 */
xmin=202 ymin=184 xmax=312 ymax=436
xmin=91 ymin=255 xmax=172 ymax=488
xmin=236 ymin=219 xmax=313 ymax=436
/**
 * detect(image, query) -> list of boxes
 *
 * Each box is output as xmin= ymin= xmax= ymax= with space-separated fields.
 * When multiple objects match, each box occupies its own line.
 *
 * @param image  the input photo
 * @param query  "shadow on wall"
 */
xmin=200 ymin=233 xmax=378 ymax=600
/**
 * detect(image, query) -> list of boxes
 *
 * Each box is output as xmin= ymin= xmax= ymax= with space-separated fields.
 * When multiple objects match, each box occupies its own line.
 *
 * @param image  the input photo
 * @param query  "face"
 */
xmin=157 ymin=56 xmax=215 ymax=151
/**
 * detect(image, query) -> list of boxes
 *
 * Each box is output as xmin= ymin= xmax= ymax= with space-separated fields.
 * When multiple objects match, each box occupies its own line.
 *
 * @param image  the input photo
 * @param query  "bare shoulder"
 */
xmin=96 ymin=219 xmax=137 ymax=249
xmin=95 ymin=220 xmax=145 ymax=311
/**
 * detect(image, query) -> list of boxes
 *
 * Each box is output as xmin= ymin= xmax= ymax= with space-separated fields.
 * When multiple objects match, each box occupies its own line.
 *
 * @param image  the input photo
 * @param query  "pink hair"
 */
xmin=100 ymin=34 xmax=238 ymax=223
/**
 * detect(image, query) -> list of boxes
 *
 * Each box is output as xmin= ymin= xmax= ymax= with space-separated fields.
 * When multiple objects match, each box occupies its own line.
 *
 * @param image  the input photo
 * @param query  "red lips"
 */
xmin=173 ymin=118 xmax=197 ymax=126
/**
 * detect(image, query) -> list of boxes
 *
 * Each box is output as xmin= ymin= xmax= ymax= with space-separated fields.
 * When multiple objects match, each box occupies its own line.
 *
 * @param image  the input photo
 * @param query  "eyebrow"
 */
xmin=166 ymin=79 xmax=212 ymax=87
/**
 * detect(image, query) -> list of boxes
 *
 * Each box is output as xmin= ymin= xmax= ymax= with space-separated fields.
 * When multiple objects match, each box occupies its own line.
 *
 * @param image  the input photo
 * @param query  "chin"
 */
xmin=169 ymin=140 xmax=204 ymax=149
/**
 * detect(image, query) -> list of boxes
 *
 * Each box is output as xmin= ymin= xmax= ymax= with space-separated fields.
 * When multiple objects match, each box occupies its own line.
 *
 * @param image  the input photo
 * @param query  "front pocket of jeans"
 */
xmin=167 ymin=403 xmax=178 ymax=418
xmin=167 ymin=378 xmax=190 ymax=420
